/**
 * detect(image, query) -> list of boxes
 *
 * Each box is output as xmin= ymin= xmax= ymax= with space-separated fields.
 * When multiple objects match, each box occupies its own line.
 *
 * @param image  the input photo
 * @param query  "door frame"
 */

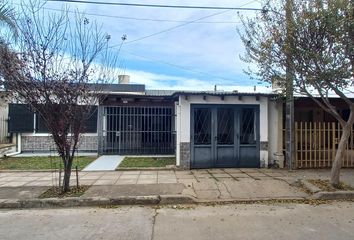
xmin=190 ymin=104 xmax=260 ymax=168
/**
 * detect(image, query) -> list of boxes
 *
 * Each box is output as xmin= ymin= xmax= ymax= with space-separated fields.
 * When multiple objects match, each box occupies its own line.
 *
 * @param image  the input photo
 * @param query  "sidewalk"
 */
xmin=82 ymin=155 xmax=123 ymax=171
xmin=0 ymin=169 xmax=353 ymax=207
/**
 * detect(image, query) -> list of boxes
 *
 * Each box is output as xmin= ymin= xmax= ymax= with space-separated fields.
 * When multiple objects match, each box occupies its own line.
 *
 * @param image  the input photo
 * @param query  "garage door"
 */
xmin=191 ymin=105 xmax=260 ymax=168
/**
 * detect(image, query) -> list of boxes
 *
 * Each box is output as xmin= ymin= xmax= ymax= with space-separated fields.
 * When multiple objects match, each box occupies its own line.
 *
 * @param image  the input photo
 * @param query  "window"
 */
xmin=8 ymin=104 xmax=34 ymax=133
xmin=240 ymin=108 xmax=256 ymax=145
xmin=217 ymin=108 xmax=234 ymax=144
xmin=194 ymin=108 xmax=211 ymax=145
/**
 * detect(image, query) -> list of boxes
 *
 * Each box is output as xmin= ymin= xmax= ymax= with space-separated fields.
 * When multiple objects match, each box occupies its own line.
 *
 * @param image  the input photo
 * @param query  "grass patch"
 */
xmin=118 ymin=157 xmax=175 ymax=168
xmin=39 ymin=186 xmax=89 ymax=198
xmin=0 ymin=156 xmax=97 ymax=170
xmin=308 ymin=179 xmax=354 ymax=192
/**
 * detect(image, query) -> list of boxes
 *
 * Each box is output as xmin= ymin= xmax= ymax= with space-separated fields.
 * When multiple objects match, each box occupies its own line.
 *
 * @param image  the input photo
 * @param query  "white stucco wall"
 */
xmin=0 ymin=98 xmax=9 ymax=143
xmin=268 ymin=100 xmax=284 ymax=167
xmin=176 ymin=94 xmax=271 ymax=167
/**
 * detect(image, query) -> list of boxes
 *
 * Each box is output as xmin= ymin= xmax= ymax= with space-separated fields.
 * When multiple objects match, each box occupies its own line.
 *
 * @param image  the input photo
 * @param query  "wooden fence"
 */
xmin=294 ymin=122 xmax=354 ymax=168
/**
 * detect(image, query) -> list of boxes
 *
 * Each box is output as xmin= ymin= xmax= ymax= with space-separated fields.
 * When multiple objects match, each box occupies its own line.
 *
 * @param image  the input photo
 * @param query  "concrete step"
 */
xmin=0 ymin=144 xmax=16 ymax=157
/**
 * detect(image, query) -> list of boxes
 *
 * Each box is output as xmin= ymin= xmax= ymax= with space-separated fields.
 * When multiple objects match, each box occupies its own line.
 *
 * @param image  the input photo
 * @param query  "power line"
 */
xmin=42 ymin=6 xmax=242 ymax=24
xmin=120 ymin=10 xmax=232 ymax=45
xmin=48 ymin=0 xmax=263 ymax=11
xmin=109 ymin=0 xmax=258 ymax=46
xmin=10 ymin=2 xmax=242 ymax=24
xmin=121 ymin=49 xmax=243 ymax=83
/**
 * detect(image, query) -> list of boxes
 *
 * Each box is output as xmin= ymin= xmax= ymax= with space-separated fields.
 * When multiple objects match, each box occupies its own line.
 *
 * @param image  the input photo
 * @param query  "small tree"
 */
xmin=0 ymin=1 xmax=119 ymax=192
xmin=239 ymin=0 xmax=354 ymax=187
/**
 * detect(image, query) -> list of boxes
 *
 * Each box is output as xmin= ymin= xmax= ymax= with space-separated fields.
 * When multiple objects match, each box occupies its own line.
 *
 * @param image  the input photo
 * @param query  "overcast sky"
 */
xmin=11 ymin=0 xmax=271 ymax=92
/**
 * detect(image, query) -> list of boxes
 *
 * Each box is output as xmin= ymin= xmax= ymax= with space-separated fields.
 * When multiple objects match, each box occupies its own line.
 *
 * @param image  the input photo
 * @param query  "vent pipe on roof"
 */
xmin=118 ymin=75 xmax=130 ymax=84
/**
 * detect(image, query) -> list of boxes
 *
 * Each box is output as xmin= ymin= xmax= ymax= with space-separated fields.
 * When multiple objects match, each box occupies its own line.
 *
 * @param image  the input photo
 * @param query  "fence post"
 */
xmin=294 ymin=122 xmax=298 ymax=169
xmin=332 ymin=122 xmax=336 ymax=164
xmin=76 ymin=166 xmax=79 ymax=188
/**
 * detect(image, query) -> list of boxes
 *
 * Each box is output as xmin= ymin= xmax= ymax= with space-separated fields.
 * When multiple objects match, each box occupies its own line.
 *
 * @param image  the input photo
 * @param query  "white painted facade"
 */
xmin=0 ymin=97 xmax=9 ymax=143
xmin=268 ymin=100 xmax=284 ymax=167
xmin=176 ymin=94 xmax=282 ymax=168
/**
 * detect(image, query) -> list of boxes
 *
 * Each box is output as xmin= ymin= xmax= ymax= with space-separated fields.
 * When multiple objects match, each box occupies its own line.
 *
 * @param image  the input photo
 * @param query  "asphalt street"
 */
xmin=0 ymin=202 xmax=353 ymax=240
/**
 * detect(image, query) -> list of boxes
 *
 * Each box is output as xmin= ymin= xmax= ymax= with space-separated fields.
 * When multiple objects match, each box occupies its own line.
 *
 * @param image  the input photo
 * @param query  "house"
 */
xmin=5 ymin=75 xmax=284 ymax=169
xmin=291 ymin=96 xmax=354 ymax=168
xmin=0 ymin=90 xmax=9 ymax=144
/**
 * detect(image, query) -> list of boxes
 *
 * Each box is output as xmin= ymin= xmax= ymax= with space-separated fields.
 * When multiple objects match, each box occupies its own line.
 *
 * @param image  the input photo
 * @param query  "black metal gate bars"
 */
xmin=101 ymin=106 xmax=175 ymax=155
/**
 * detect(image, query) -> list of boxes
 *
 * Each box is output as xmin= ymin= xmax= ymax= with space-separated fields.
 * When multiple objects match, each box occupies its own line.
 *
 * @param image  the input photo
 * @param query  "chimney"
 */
xmin=271 ymin=77 xmax=284 ymax=93
xmin=118 ymin=75 xmax=130 ymax=84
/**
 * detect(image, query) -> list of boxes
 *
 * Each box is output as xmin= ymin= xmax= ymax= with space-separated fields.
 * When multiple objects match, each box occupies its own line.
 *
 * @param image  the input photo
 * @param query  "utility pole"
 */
xmin=285 ymin=0 xmax=295 ymax=170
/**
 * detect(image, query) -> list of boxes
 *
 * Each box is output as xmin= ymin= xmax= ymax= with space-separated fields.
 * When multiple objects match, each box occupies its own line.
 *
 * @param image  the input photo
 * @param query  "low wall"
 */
xmin=21 ymin=135 xmax=98 ymax=152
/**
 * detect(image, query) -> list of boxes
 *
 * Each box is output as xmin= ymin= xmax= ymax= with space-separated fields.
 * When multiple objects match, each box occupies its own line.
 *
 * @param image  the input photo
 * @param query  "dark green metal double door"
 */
xmin=191 ymin=105 xmax=260 ymax=168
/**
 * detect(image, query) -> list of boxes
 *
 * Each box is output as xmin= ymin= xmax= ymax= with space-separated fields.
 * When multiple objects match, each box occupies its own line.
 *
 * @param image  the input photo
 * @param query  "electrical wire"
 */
xmin=109 ymin=0 xmax=259 ymax=46
xmin=48 ymin=0 xmax=263 ymax=11
xmin=121 ymin=49 xmax=247 ymax=83
xmin=41 ymin=6 xmax=242 ymax=24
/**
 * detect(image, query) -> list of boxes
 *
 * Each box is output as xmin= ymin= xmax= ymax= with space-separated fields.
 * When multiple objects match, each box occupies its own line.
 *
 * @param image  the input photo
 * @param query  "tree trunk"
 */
xmin=63 ymin=168 xmax=71 ymax=192
xmin=330 ymin=124 xmax=352 ymax=187
xmin=62 ymin=155 xmax=73 ymax=192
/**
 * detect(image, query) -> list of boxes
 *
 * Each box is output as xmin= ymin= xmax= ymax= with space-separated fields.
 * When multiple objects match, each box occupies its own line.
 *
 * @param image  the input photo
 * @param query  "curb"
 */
xmin=300 ymin=180 xmax=322 ymax=194
xmin=311 ymin=191 xmax=354 ymax=200
xmin=0 ymin=195 xmax=197 ymax=209
xmin=193 ymin=196 xmax=307 ymax=204
xmin=0 ymin=170 xmax=83 ymax=173
xmin=115 ymin=167 xmax=178 ymax=171
xmin=2 ymin=193 xmax=354 ymax=209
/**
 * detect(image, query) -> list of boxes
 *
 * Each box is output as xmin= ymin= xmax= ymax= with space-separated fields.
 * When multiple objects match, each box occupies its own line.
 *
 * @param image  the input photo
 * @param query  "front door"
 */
xmin=191 ymin=105 xmax=260 ymax=168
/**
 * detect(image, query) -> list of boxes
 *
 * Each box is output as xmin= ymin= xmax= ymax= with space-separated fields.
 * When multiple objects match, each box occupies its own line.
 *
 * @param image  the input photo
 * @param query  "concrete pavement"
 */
xmin=0 ymin=169 xmax=354 ymax=203
xmin=0 ymin=202 xmax=353 ymax=240
xmin=82 ymin=155 xmax=124 ymax=171
xmin=0 ymin=169 xmax=309 ymax=201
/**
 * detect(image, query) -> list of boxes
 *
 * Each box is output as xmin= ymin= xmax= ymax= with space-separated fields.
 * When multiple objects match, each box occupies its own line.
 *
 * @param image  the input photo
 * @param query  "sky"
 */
xmin=11 ymin=0 xmax=271 ymax=92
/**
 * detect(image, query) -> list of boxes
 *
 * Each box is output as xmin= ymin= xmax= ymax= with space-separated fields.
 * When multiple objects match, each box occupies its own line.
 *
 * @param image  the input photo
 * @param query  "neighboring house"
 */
xmin=291 ymin=97 xmax=354 ymax=169
xmin=0 ymin=90 xmax=9 ymax=144
xmin=6 ymin=76 xmax=284 ymax=169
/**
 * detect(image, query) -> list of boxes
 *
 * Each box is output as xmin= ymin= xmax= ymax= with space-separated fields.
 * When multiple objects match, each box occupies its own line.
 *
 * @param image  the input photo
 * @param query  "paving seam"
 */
xmin=190 ymin=171 xmax=201 ymax=183
xmin=261 ymin=171 xmax=285 ymax=181
xmin=220 ymin=181 xmax=233 ymax=198
xmin=137 ymin=171 xmax=143 ymax=184
xmin=239 ymin=169 xmax=260 ymax=180
xmin=113 ymin=171 xmax=123 ymax=185
xmin=221 ymin=169 xmax=239 ymax=181
xmin=150 ymin=208 xmax=158 ymax=240
xmin=206 ymin=170 xmax=219 ymax=182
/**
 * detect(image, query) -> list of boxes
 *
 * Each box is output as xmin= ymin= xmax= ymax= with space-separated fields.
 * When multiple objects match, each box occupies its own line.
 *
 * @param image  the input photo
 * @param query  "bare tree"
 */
xmin=239 ymin=0 xmax=354 ymax=187
xmin=0 ymin=1 xmax=119 ymax=192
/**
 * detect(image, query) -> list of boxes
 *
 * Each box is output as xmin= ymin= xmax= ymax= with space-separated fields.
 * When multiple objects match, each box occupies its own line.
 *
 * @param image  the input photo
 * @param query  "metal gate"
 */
xmin=101 ymin=106 xmax=175 ymax=155
xmin=191 ymin=105 xmax=260 ymax=168
xmin=293 ymin=122 xmax=354 ymax=168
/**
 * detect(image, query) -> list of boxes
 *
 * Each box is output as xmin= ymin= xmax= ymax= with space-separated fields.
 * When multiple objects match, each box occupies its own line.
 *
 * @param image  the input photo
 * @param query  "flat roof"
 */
xmin=89 ymin=84 xmax=145 ymax=93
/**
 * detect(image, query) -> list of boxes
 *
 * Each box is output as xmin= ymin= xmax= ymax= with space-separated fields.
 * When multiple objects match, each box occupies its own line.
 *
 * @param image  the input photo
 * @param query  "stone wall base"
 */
xmin=180 ymin=142 xmax=191 ymax=169
xmin=21 ymin=135 xmax=98 ymax=152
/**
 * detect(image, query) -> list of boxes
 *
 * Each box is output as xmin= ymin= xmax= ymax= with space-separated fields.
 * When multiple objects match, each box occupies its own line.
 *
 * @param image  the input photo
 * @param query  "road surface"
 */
xmin=0 ymin=202 xmax=353 ymax=240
